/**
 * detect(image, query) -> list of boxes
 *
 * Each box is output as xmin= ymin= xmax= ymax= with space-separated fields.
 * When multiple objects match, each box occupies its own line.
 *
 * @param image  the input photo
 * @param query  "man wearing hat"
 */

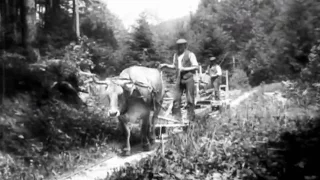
xmin=205 ymin=56 xmax=222 ymax=100
xmin=159 ymin=38 xmax=199 ymax=122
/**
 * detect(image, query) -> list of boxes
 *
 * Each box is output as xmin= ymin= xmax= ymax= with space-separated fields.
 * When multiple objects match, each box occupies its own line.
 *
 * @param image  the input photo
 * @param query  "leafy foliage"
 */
xmin=301 ymin=41 xmax=320 ymax=83
xmin=80 ymin=1 xmax=119 ymax=49
xmin=169 ymin=0 xmax=320 ymax=86
xmin=0 ymin=95 xmax=123 ymax=180
xmin=125 ymin=12 xmax=161 ymax=67
xmin=229 ymin=68 xmax=250 ymax=90
xmin=0 ymin=49 xmax=145 ymax=179
xmin=106 ymin=88 xmax=320 ymax=180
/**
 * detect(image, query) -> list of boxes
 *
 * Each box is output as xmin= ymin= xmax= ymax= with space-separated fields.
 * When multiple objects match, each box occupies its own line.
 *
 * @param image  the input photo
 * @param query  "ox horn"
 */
xmin=111 ymin=77 xmax=132 ymax=85
xmin=113 ymin=77 xmax=131 ymax=81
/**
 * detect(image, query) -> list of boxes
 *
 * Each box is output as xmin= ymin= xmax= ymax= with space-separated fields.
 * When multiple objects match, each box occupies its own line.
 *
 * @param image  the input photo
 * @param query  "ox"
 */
xmin=89 ymin=66 xmax=165 ymax=156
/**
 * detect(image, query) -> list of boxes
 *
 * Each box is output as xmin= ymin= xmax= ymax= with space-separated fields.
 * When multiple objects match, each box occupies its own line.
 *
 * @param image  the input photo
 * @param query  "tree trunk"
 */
xmin=53 ymin=0 xmax=60 ymax=14
xmin=22 ymin=0 xmax=37 ymax=61
xmin=22 ymin=0 xmax=37 ymax=47
xmin=44 ymin=0 xmax=60 ymax=30
xmin=73 ymin=0 xmax=80 ymax=40
xmin=44 ymin=0 xmax=51 ymax=29
xmin=0 ymin=0 xmax=9 ymax=48
xmin=13 ymin=0 xmax=20 ymax=44
xmin=0 ymin=1 xmax=3 ymax=46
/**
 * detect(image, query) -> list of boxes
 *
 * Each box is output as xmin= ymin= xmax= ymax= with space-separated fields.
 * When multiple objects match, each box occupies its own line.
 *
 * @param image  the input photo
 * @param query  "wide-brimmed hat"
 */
xmin=210 ymin=57 xmax=216 ymax=61
xmin=176 ymin=38 xmax=187 ymax=44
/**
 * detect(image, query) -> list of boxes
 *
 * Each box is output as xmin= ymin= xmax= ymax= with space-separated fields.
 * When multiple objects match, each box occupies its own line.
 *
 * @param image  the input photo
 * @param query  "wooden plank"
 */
xmin=158 ymin=116 xmax=181 ymax=123
xmin=195 ymin=105 xmax=212 ymax=117
xmin=196 ymin=100 xmax=211 ymax=104
xmin=205 ymin=88 xmax=215 ymax=94
xmin=155 ymin=124 xmax=188 ymax=128
xmin=195 ymin=104 xmax=211 ymax=109
xmin=163 ymin=101 xmax=173 ymax=117
xmin=130 ymin=122 xmax=187 ymax=128
xmin=163 ymin=97 xmax=174 ymax=101
xmin=155 ymin=139 xmax=168 ymax=143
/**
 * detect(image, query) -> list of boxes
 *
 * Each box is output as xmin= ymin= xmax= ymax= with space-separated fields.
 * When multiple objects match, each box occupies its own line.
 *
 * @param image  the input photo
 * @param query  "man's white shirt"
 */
xmin=172 ymin=51 xmax=198 ymax=69
xmin=208 ymin=65 xmax=222 ymax=76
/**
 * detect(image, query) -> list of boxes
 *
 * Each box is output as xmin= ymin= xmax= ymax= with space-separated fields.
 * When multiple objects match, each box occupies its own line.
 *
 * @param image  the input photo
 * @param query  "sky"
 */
xmin=102 ymin=0 xmax=200 ymax=29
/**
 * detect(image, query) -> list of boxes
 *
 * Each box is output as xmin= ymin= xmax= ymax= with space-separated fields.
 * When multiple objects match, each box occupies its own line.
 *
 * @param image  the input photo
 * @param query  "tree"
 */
xmin=73 ymin=0 xmax=80 ymax=40
xmin=151 ymin=15 xmax=191 ymax=64
xmin=22 ymin=0 xmax=37 ymax=61
xmin=129 ymin=12 xmax=156 ymax=63
xmin=185 ymin=0 xmax=320 ymax=86
xmin=44 ymin=0 xmax=61 ymax=30
xmin=80 ymin=1 xmax=118 ymax=49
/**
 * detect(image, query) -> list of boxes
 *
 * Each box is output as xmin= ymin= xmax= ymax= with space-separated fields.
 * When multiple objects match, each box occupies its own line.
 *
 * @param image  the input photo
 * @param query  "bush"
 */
xmin=0 ymin=52 xmax=46 ymax=98
xmin=229 ymin=68 xmax=250 ymax=90
xmin=0 ymin=95 xmax=124 ymax=179
xmin=301 ymin=41 xmax=320 ymax=84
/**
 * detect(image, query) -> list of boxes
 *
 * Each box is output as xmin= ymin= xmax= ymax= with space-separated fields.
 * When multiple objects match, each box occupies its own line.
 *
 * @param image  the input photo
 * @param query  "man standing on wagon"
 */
xmin=205 ymin=56 xmax=222 ymax=100
xmin=159 ymin=38 xmax=199 ymax=122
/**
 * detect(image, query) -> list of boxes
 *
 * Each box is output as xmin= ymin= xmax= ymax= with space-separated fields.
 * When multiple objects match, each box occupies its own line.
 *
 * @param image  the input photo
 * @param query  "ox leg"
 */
xmin=172 ymin=85 xmax=183 ymax=121
xmin=123 ymin=123 xmax=131 ymax=156
xmin=117 ymin=119 xmax=125 ymax=137
xmin=141 ymin=113 xmax=151 ymax=151
xmin=149 ymin=115 xmax=156 ymax=145
xmin=118 ymin=115 xmax=131 ymax=156
xmin=150 ymin=100 xmax=162 ymax=145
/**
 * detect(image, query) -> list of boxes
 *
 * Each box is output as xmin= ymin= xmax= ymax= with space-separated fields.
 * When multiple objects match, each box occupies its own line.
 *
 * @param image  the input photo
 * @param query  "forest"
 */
xmin=1 ymin=0 xmax=320 ymax=179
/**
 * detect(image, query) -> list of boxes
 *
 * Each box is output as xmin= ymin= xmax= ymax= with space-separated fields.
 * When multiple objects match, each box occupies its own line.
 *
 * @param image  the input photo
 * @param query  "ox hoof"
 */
xmin=122 ymin=149 xmax=131 ymax=156
xmin=122 ymin=148 xmax=131 ymax=156
xmin=142 ymin=144 xmax=151 ymax=151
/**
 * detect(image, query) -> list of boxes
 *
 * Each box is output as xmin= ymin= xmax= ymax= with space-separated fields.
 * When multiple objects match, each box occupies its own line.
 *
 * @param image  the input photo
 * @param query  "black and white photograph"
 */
xmin=1 ymin=0 xmax=320 ymax=179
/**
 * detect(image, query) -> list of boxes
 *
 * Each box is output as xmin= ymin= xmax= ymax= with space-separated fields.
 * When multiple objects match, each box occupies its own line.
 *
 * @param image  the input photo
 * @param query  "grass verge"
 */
xmin=103 ymin=88 xmax=320 ymax=180
xmin=0 ymin=94 xmax=145 ymax=180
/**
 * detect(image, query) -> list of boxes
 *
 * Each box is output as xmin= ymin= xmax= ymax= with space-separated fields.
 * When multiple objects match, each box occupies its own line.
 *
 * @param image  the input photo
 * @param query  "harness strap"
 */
xmin=134 ymin=82 xmax=166 ymax=111
xmin=117 ymin=75 xmax=166 ymax=111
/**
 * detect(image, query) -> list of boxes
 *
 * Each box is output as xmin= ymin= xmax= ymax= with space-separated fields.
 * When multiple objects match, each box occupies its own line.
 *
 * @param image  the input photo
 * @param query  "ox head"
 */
xmin=89 ymin=76 xmax=136 ymax=118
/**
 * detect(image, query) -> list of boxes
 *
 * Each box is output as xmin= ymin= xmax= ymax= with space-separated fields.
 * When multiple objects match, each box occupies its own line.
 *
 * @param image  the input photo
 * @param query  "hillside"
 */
xmin=151 ymin=15 xmax=190 ymax=36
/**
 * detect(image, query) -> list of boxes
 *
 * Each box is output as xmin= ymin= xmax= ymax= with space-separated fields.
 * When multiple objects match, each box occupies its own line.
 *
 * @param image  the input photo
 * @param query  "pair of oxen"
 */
xmin=89 ymin=66 xmax=165 ymax=156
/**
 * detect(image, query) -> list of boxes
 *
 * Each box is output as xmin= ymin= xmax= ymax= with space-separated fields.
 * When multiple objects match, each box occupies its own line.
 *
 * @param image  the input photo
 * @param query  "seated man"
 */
xmin=205 ymin=57 xmax=222 ymax=100
xmin=159 ymin=38 xmax=199 ymax=122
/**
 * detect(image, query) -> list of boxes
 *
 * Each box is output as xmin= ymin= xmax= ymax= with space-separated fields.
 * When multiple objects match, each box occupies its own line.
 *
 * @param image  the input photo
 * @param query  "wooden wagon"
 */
xmin=196 ymin=69 xmax=231 ymax=112
xmin=154 ymin=66 xmax=230 ymax=140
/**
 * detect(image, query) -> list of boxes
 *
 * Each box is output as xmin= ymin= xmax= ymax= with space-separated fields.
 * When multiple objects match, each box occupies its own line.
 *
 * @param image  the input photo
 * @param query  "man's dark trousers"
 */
xmin=172 ymin=71 xmax=195 ymax=122
xmin=211 ymin=76 xmax=221 ymax=100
